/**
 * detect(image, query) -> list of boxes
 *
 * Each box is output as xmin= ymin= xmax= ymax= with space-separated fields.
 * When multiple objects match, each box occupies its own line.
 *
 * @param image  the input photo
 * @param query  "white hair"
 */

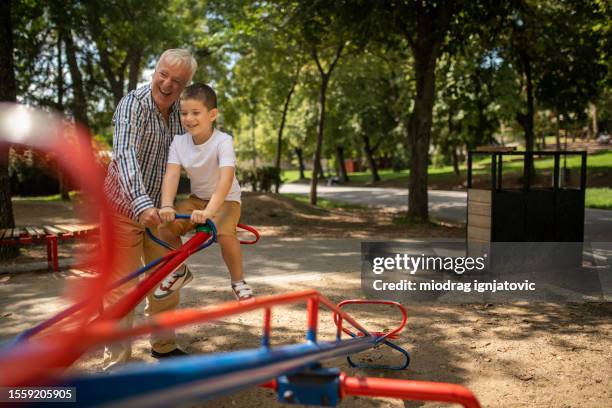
xmin=155 ymin=49 xmax=197 ymax=80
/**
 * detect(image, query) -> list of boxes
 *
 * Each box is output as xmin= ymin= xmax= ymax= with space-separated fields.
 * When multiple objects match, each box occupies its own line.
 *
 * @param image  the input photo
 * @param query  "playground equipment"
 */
xmin=0 ymin=104 xmax=481 ymax=407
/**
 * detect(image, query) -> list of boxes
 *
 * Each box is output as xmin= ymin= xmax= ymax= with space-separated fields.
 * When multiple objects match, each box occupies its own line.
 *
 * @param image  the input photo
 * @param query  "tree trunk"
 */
xmin=0 ymin=0 xmax=19 ymax=260
xmin=294 ymin=147 xmax=305 ymax=180
xmin=516 ymin=50 xmax=535 ymax=152
xmin=556 ymin=113 xmax=561 ymax=151
xmin=362 ymin=134 xmax=380 ymax=182
xmin=250 ymin=111 xmax=257 ymax=168
xmin=335 ymin=146 xmax=349 ymax=183
xmin=85 ymin=3 xmax=125 ymax=105
xmin=56 ymin=32 xmax=70 ymax=200
xmin=318 ymin=159 xmax=326 ymax=179
xmin=403 ymin=3 xmax=452 ymax=221
xmin=127 ymin=49 xmax=142 ymax=92
xmin=309 ymin=44 xmax=344 ymax=206
xmin=63 ymin=29 xmax=89 ymax=127
xmin=407 ymin=47 xmax=438 ymax=220
xmin=85 ymin=2 xmax=129 ymax=106
xmin=452 ymin=147 xmax=460 ymax=176
xmin=274 ymin=78 xmax=298 ymax=193
xmin=56 ymin=33 xmax=64 ymax=112
xmin=309 ymin=75 xmax=329 ymax=205
xmin=589 ymin=102 xmax=598 ymax=138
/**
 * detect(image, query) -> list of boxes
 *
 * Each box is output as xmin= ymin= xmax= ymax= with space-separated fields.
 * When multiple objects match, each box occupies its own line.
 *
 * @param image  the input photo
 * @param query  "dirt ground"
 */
xmin=1 ymin=193 xmax=611 ymax=407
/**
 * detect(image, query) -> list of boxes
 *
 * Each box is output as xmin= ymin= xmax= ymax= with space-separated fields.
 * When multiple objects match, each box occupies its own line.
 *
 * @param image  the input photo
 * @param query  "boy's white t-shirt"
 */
xmin=168 ymin=129 xmax=241 ymax=203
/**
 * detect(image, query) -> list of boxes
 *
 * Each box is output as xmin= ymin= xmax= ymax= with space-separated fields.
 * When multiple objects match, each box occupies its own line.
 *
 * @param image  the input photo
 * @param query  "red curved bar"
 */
xmin=340 ymin=375 xmax=481 ymax=408
xmin=334 ymin=299 xmax=407 ymax=342
xmin=0 ymin=106 xmax=117 ymax=387
xmin=237 ymin=223 xmax=260 ymax=244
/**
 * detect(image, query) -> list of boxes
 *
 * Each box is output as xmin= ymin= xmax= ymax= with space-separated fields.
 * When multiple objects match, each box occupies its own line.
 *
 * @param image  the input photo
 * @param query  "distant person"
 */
xmin=157 ymin=83 xmax=253 ymax=302
xmin=102 ymin=48 xmax=197 ymax=370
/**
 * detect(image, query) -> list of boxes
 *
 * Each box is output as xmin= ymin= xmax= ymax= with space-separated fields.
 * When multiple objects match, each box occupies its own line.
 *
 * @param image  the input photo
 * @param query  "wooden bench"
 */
xmin=0 ymin=224 xmax=99 ymax=272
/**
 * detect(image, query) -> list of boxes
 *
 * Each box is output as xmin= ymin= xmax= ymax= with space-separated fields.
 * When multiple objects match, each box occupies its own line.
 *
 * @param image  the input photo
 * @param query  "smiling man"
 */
xmin=102 ymin=49 xmax=197 ymax=370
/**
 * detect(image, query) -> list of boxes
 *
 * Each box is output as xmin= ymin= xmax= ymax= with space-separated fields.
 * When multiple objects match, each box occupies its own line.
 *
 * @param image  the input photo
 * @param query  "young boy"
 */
xmin=155 ymin=83 xmax=253 ymax=301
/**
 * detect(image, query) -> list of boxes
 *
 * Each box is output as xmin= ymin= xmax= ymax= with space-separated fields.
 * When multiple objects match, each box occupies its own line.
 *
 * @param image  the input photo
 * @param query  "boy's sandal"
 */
xmin=232 ymin=280 xmax=254 ymax=301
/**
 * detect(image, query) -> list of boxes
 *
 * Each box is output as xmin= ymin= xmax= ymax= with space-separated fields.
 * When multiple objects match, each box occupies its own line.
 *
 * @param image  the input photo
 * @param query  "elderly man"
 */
xmin=102 ymin=48 xmax=197 ymax=370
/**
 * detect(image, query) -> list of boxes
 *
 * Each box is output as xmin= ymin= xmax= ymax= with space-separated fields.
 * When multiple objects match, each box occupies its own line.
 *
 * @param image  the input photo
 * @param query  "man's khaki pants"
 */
xmin=102 ymin=211 xmax=181 ymax=371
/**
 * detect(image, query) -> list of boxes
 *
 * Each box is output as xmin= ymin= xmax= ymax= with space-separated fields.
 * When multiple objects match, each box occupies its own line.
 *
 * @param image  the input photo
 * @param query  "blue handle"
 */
xmin=146 ymin=216 xmax=217 ymax=250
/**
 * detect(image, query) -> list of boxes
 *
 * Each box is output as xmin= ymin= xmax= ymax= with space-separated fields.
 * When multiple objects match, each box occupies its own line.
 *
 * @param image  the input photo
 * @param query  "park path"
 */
xmin=279 ymin=183 xmax=612 ymax=241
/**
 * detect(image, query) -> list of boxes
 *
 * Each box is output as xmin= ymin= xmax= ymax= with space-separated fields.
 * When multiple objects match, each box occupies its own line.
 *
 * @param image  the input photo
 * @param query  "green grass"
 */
xmin=281 ymin=151 xmax=611 ymax=210
xmin=281 ymin=170 xmax=303 ymax=184
xmin=586 ymin=188 xmax=612 ymax=210
xmin=392 ymin=214 xmax=444 ymax=227
xmin=282 ymin=168 xmax=411 ymax=184
xmin=11 ymin=192 xmax=77 ymax=202
xmin=282 ymin=151 xmax=611 ymax=181
xmin=281 ymin=193 xmax=365 ymax=209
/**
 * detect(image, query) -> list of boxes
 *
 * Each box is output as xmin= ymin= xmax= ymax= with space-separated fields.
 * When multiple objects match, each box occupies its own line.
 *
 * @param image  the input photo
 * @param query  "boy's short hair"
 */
xmin=181 ymin=83 xmax=217 ymax=110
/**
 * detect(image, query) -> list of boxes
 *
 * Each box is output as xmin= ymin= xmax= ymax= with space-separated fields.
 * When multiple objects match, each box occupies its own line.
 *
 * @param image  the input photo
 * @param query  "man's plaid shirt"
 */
xmin=103 ymin=84 xmax=184 ymax=221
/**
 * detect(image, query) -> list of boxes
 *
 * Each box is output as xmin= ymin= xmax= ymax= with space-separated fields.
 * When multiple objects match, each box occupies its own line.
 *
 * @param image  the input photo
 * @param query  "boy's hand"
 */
xmin=191 ymin=210 xmax=213 ymax=225
xmin=159 ymin=206 xmax=176 ymax=222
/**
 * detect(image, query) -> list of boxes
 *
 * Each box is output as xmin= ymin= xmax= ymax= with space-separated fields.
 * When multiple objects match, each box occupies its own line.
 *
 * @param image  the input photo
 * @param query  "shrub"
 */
xmin=9 ymin=148 xmax=60 ymax=196
xmin=237 ymin=166 xmax=282 ymax=192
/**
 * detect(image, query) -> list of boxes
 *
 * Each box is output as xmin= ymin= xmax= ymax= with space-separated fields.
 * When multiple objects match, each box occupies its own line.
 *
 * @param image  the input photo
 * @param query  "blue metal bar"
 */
xmin=53 ymin=336 xmax=380 ymax=407
xmin=5 ymin=256 xmax=169 ymax=348
xmin=146 ymin=217 xmax=217 ymax=251
xmin=347 ymin=339 xmax=411 ymax=370
xmin=5 ymin=219 xmax=217 ymax=348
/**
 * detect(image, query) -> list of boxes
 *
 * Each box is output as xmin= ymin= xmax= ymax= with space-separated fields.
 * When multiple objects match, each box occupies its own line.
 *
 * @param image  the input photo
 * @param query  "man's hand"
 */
xmin=191 ymin=210 xmax=213 ymax=225
xmin=159 ymin=206 xmax=176 ymax=223
xmin=138 ymin=207 xmax=162 ymax=227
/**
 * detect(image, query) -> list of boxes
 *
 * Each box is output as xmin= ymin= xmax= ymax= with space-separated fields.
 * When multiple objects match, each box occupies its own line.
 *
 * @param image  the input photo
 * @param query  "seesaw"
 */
xmin=0 ymin=103 xmax=480 ymax=407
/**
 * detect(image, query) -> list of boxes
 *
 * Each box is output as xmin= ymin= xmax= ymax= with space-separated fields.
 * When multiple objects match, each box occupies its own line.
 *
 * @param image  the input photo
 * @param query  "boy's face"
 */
xmin=180 ymin=99 xmax=218 ymax=138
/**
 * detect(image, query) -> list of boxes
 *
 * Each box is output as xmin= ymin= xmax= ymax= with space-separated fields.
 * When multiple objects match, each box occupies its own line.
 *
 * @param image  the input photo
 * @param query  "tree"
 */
xmin=327 ymin=49 xmax=407 ymax=183
xmin=497 ymin=0 xmax=607 ymax=152
xmin=288 ymin=0 xmax=360 ymax=204
xmin=535 ymin=0 xmax=608 ymax=138
xmin=0 ymin=0 xmax=19 ymax=260
xmin=368 ymin=1 xmax=504 ymax=220
xmin=273 ymin=62 xmax=302 ymax=192
xmin=385 ymin=1 xmax=458 ymax=220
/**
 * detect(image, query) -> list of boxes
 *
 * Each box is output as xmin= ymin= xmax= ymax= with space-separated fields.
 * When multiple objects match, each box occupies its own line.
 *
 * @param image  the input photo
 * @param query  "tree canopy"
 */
xmin=3 ymin=0 xmax=611 ymax=222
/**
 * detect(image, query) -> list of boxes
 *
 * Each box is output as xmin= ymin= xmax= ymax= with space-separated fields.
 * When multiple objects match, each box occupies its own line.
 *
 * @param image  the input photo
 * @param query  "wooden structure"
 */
xmin=0 ymin=224 xmax=99 ymax=272
xmin=466 ymin=150 xmax=587 ymax=269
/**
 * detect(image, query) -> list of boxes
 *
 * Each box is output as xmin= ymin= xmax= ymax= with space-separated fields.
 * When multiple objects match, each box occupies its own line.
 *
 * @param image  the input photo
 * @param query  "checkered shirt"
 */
xmin=103 ymin=84 xmax=184 ymax=220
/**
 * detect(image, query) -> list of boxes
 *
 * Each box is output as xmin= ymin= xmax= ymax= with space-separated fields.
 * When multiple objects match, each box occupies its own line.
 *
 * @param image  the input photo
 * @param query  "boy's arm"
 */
xmin=159 ymin=163 xmax=182 ymax=222
xmin=191 ymin=166 xmax=234 ymax=224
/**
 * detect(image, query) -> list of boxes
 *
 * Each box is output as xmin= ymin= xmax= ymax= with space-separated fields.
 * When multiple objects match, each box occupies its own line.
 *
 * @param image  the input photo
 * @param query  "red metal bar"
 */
xmin=95 ymin=230 xmax=211 ymax=322
xmin=262 ymin=308 xmax=271 ymax=348
xmin=259 ymin=380 xmax=276 ymax=390
xmin=334 ymin=300 xmax=407 ymax=342
xmin=340 ymin=375 xmax=481 ymax=408
xmin=306 ymin=297 xmax=319 ymax=342
xmin=46 ymin=237 xmax=52 ymax=269
xmin=46 ymin=235 xmax=59 ymax=272
xmin=0 ymin=109 xmax=117 ymax=387
xmin=237 ymin=223 xmax=260 ymax=245
xmin=78 ymin=290 xmax=374 ymax=351
xmin=318 ymin=296 xmax=371 ymax=337
xmin=86 ymin=290 xmax=322 ymax=344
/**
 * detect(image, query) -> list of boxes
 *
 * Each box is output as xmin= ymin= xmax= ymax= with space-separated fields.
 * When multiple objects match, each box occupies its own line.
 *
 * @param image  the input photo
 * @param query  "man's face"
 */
xmin=151 ymin=59 xmax=192 ymax=113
